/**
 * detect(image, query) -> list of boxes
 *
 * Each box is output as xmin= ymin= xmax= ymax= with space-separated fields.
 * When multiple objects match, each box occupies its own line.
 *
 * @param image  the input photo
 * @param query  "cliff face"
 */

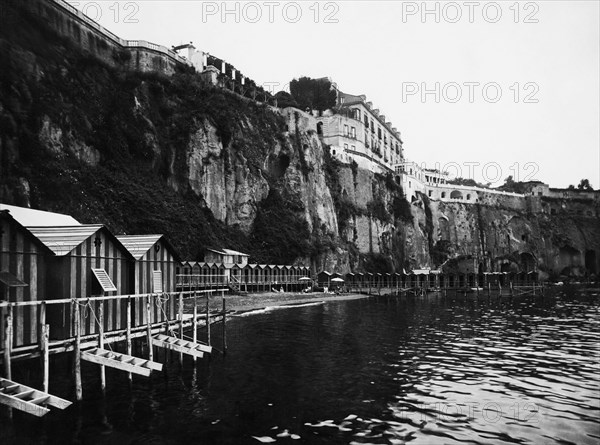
xmin=1 ymin=1 xmax=598 ymax=277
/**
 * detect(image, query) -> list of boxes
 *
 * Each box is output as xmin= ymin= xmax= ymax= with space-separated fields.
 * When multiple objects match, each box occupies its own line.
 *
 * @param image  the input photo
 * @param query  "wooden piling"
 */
xmin=98 ymin=300 xmax=105 ymax=394
xmin=178 ymin=292 xmax=184 ymax=363
xmin=73 ymin=301 xmax=82 ymax=401
xmin=38 ymin=302 xmax=46 ymax=345
xmin=3 ymin=305 xmax=13 ymax=380
xmin=192 ymin=292 xmax=198 ymax=363
xmin=146 ymin=295 xmax=153 ymax=363
xmin=222 ymin=291 xmax=227 ymax=354
xmin=206 ymin=292 xmax=211 ymax=346
xmin=126 ymin=297 xmax=132 ymax=382
xmin=41 ymin=324 xmax=49 ymax=393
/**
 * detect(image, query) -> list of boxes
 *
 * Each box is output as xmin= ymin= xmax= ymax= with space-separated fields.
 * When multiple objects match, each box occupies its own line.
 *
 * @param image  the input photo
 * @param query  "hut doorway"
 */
xmin=585 ymin=250 xmax=597 ymax=275
xmin=520 ymin=252 xmax=536 ymax=272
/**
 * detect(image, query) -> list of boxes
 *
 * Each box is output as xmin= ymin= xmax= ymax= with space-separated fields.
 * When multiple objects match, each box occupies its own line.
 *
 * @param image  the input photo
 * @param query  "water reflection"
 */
xmin=1 ymin=287 xmax=599 ymax=444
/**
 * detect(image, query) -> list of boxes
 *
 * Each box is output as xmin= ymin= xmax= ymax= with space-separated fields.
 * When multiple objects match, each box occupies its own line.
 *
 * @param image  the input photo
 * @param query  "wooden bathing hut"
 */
xmin=384 ymin=273 xmax=391 ymax=287
xmin=0 ymin=204 xmax=80 ymax=227
xmin=365 ymin=272 xmax=374 ymax=288
xmin=257 ymin=265 xmax=268 ymax=286
xmin=27 ymin=225 xmax=135 ymax=340
xmin=116 ymin=234 xmax=181 ymax=326
xmin=230 ymin=263 xmax=242 ymax=288
xmin=0 ymin=210 xmax=53 ymax=347
xmin=393 ymin=273 xmax=401 ymax=288
xmin=269 ymin=265 xmax=278 ymax=285
xmin=317 ymin=271 xmax=332 ymax=289
xmin=355 ymin=272 xmax=364 ymax=289
xmin=345 ymin=273 xmax=355 ymax=288
xmin=190 ymin=261 xmax=202 ymax=287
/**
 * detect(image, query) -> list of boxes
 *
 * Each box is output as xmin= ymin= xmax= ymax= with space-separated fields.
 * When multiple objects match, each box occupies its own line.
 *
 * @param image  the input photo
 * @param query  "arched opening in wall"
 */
xmin=342 ymin=188 xmax=348 ymax=199
xmin=317 ymin=122 xmax=323 ymax=135
xmin=520 ymin=252 xmax=536 ymax=272
xmin=268 ymin=153 xmax=290 ymax=178
xmin=450 ymin=190 xmax=463 ymax=199
xmin=438 ymin=218 xmax=450 ymax=241
xmin=585 ymin=250 xmax=597 ymax=275
xmin=559 ymin=246 xmax=580 ymax=269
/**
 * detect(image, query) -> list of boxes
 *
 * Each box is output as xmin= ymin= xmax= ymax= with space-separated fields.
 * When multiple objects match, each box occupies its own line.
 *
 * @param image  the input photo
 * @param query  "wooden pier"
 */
xmin=338 ymin=271 xmax=548 ymax=299
xmin=0 ymin=289 xmax=227 ymax=416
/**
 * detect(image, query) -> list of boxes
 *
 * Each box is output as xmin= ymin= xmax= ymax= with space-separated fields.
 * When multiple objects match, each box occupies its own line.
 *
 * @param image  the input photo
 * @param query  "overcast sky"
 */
xmin=68 ymin=1 xmax=599 ymax=188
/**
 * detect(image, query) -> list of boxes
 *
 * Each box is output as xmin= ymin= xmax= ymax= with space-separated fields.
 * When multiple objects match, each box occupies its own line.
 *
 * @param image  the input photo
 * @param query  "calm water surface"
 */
xmin=2 ymin=286 xmax=600 ymax=444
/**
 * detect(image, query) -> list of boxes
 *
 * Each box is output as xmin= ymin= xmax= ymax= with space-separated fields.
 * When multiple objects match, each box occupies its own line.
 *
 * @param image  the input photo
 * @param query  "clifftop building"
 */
xmin=317 ymin=87 xmax=404 ymax=174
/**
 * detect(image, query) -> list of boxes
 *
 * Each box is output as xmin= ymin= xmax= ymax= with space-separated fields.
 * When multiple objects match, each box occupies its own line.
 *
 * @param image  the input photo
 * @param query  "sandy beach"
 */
xmin=192 ymin=291 xmax=371 ymax=314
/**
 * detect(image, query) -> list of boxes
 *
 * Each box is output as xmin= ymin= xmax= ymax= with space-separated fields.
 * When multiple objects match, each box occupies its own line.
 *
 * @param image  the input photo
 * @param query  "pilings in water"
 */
xmin=0 ymin=289 xmax=229 ymax=417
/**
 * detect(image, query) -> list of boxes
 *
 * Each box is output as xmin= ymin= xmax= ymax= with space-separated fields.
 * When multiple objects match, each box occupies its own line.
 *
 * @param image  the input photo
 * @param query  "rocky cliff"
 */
xmin=1 ymin=1 xmax=598 ymax=278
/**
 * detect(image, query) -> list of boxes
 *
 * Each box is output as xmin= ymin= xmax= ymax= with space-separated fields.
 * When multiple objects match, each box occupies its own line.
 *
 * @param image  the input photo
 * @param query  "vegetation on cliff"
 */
xmin=0 ymin=5 xmax=306 ymax=261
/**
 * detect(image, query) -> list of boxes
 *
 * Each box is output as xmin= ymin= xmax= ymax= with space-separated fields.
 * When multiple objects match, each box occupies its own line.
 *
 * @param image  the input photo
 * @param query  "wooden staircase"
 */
xmin=152 ymin=334 xmax=212 ymax=359
xmin=228 ymin=276 xmax=240 ymax=292
xmin=0 ymin=378 xmax=72 ymax=417
xmin=81 ymin=348 xmax=163 ymax=377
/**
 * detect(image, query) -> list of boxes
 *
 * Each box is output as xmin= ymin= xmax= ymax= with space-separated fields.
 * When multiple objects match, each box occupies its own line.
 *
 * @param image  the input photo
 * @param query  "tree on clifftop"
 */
xmin=289 ymin=77 xmax=337 ymax=112
xmin=577 ymin=179 xmax=594 ymax=191
xmin=499 ymin=175 xmax=528 ymax=193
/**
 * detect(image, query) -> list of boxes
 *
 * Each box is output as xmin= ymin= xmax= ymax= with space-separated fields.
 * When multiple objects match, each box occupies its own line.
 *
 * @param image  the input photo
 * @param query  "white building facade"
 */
xmin=317 ymin=90 xmax=404 ymax=174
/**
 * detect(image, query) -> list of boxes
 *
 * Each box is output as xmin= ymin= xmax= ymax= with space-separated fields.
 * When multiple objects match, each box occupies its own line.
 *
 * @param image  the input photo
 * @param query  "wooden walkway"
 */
xmin=0 ymin=290 xmax=228 ymax=416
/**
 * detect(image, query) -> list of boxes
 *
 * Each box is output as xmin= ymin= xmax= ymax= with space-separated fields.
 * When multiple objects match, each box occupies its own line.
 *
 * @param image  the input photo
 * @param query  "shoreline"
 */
xmin=219 ymin=291 xmax=371 ymax=314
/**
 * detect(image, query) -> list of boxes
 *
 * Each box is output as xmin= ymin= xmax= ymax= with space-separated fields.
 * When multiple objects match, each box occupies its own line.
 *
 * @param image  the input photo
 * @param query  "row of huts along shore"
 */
xmin=1 ymin=204 xmax=541 ymax=351
xmin=317 ymin=270 xmax=540 ymax=290
xmin=0 ymin=205 xmax=312 ymax=350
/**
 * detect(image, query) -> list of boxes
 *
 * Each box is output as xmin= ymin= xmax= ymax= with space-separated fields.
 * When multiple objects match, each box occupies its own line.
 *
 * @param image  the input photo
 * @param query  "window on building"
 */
xmin=428 ymin=190 xmax=432 ymax=197
xmin=344 ymin=124 xmax=349 ymax=136
xmin=351 ymin=127 xmax=356 ymax=138
xmin=466 ymin=194 xmax=471 ymax=200
xmin=332 ymin=149 xmax=336 ymax=155
xmin=378 ymin=127 xmax=382 ymax=139
xmin=441 ymin=192 xmax=446 ymax=198
xmin=351 ymin=145 xmax=355 ymax=151
xmin=344 ymin=144 xmax=348 ymax=149
xmin=364 ymin=115 xmax=369 ymax=127
xmin=354 ymin=109 xmax=361 ymax=120
xmin=409 ymin=181 xmax=412 ymax=188
xmin=371 ymin=120 xmax=375 ymax=132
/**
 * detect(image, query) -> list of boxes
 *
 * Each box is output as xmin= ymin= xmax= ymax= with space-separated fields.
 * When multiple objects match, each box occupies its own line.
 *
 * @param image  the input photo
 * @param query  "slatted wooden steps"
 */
xmin=81 ymin=348 xmax=163 ymax=377
xmin=152 ymin=334 xmax=212 ymax=359
xmin=0 ymin=378 xmax=72 ymax=417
